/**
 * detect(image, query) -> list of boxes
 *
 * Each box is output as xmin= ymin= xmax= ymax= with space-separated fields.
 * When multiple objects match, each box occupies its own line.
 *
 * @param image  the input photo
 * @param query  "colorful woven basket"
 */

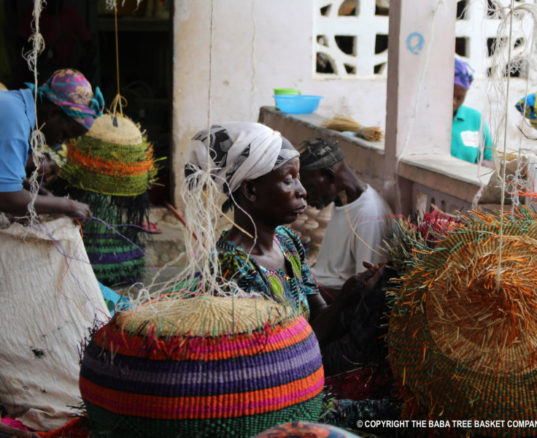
xmin=80 ymin=296 xmax=325 ymax=437
xmin=60 ymin=114 xmax=157 ymax=197
xmin=388 ymin=209 xmax=537 ymax=437
xmin=57 ymin=114 xmax=154 ymax=286
xmin=515 ymin=92 xmax=537 ymax=129
xmin=79 ymin=191 xmax=145 ymax=286
xmin=252 ymin=421 xmax=361 ymax=438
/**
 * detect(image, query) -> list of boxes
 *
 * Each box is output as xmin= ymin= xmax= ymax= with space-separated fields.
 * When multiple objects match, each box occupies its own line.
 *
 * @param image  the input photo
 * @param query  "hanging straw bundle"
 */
xmin=388 ymin=208 xmax=537 ymax=437
xmin=79 ymin=191 xmax=145 ymax=286
xmin=323 ymin=116 xmax=384 ymax=142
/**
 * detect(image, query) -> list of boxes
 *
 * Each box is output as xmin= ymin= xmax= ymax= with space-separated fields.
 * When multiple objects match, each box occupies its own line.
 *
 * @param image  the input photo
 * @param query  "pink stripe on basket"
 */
xmin=98 ymin=316 xmax=311 ymax=360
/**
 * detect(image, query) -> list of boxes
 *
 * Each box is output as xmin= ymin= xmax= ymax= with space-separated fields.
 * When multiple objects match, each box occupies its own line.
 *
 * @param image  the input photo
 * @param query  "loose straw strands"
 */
xmin=388 ymin=208 xmax=537 ymax=431
xmin=22 ymin=0 xmax=47 ymax=222
xmin=323 ymin=116 xmax=384 ymax=142
xmin=131 ymin=167 xmax=263 ymax=305
xmin=484 ymin=3 xmax=537 ymax=248
xmin=105 ymin=0 xmax=144 ymax=10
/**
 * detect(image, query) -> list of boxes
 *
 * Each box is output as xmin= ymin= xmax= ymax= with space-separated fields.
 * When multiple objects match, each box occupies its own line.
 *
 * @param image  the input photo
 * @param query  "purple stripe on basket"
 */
xmin=88 ymin=248 xmax=144 ymax=264
xmin=80 ymin=332 xmax=322 ymax=397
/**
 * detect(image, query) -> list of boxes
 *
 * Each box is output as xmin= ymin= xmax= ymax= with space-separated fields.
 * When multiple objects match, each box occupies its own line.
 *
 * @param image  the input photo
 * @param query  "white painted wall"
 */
xmin=172 ymin=0 xmax=537 ymax=204
xmin=172 ymin=0 xmax=387 ymax=203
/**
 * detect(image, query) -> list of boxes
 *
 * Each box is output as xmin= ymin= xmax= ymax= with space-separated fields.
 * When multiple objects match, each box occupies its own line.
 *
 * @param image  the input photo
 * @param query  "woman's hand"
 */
xmin=62 ymin=198 xmax=92 ymax=220
xmin=25 ymin=154 xmax=60 ymax=185
xmin=340 ymin=261 xmax=386 ymax=305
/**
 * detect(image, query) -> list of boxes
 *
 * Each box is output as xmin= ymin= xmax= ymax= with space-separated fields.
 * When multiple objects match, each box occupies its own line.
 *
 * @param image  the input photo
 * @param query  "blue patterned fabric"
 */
xmin=97 ymin=282 xmax=129 ymax=316
xmin=454 ymin=58 xmax=474 ymax=89
xmin=515 ymin=92 xmax=537 ymax=129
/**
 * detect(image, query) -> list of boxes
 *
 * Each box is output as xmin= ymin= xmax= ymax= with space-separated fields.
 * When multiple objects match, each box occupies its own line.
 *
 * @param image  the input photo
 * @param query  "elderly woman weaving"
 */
xmin=185 ymin=122 xmax=385 ymax=351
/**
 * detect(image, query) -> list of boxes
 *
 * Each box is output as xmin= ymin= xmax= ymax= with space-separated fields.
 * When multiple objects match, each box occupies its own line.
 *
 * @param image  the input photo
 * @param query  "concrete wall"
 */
xmin=172 ymin=0 xmax=387 ymax=205
xmin=171 ymin=0 xmax=537 ymax=206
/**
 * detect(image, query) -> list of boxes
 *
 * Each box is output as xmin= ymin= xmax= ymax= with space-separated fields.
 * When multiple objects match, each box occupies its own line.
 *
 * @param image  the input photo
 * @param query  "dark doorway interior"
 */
xmin=0 ymin=0 xmax=173 ymax=204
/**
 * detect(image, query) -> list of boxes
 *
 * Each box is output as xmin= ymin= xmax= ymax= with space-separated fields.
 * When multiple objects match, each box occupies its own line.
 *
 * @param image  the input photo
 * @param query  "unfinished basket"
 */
xmin=60 ymin=114 xmax=157 ymax=197
xmin=388 ymin=209 xmax=537 ymax=437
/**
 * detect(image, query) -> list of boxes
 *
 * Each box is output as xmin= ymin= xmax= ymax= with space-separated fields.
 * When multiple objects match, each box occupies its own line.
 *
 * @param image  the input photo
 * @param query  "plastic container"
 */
xmin=273 ymin=95 xmax=323 ymax=114
xmin=273 ymin=88 xmax=301 ymax=95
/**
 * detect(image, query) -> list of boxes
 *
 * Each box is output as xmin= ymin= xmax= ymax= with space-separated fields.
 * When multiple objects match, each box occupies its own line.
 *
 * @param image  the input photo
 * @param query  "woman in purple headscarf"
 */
xmin=451 ymin=58 xmax=494 ymax=165
xmin=0 ymin=68 xmax=104 ymax=218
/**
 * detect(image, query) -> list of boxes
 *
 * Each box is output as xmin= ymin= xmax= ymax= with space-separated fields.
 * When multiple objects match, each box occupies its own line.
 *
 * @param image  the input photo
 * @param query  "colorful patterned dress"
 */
xmin=216 ymin=226 xmax=318 ymax=317
xmin=216 ymin=227 xmax=400 ymax=436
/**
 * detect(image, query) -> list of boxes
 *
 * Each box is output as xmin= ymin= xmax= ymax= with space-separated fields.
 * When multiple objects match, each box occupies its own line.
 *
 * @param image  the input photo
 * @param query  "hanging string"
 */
xmin=133 ymin=0 xmax=261 ymax=304
xmin=343 ymin=206 xmax=385 ymax=258
xmin=104 ymin=0 xmax=141 ymax=117
xmin=207 ymin=0 xmax=214 ymax=137
xmin=22 ymin=0 xmax=47 ymax=223
xmin=496 ymin=0 xmax=516 ymax=293
xmin=110 ymin=2 xmax=126 ymax=118
xmin=479 ymin=2 xmax=537 ymax=212
xmin=249 ymin=1 xmax=257 ymax=119
xmin=510 ymin=4 xmax=537 ymax=211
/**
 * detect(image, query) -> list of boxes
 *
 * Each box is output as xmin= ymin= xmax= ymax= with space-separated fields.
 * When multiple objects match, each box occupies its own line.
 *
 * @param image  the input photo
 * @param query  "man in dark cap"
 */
xmin=299 ymin=137 xmax=392 ymax=298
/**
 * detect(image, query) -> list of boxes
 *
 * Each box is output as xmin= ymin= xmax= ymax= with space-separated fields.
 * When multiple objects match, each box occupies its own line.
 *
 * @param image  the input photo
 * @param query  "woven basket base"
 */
xmin=84 ymin=395 xmax=323 ymax=438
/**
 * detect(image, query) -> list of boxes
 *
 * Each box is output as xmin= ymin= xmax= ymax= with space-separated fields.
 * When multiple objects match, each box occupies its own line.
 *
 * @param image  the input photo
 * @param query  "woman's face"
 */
xmin=249 ymin=157 xmax=307 ymax=226
xmin=453 ymin=84 xmax=467 ymax=116
xmin=42 ymin=106 xmax=88 ymax=146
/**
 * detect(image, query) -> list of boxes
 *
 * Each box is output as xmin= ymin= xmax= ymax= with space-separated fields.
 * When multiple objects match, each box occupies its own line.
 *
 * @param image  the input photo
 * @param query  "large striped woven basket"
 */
xmin=388 ymin=209 xmax=537 ymax=437
xmin=79 ymin=296 xmax=325 ymax=437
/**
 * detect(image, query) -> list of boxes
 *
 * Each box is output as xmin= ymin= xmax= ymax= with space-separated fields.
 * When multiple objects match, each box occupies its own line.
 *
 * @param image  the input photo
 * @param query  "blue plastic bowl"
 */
xmin=273 ymin=95 xmax=323 ymax=114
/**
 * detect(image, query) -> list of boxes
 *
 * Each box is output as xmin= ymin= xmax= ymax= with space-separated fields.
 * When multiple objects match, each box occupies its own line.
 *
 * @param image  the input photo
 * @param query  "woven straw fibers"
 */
xmin=88 ymin=113 xmax=143 ymax=145
xmin=117 ymin=295 xmax=292 ymax=337
xmin=427 ymin=233 xmax=537 ymax=375
xmin=60 ymin=114 xmax=156 ymax=196
xmin=80 ymin=295 xmax=324 ymax=437
xmin=388 ymin=210 xmax=537 ymax=436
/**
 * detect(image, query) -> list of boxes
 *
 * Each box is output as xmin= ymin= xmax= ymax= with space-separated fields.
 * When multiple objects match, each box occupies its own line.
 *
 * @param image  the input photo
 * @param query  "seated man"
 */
xmin=0 ymin=68 xmax=103 ymax=218
xmin=299 ymin=137 xmax=392 ymax=299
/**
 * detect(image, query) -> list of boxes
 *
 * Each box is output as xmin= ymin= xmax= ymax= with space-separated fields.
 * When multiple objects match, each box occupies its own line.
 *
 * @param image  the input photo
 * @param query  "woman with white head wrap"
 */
xmin=186 ymin=122 xmax=299 ymax=210
xmin=186 ymin=122 xmax=318 ymax=314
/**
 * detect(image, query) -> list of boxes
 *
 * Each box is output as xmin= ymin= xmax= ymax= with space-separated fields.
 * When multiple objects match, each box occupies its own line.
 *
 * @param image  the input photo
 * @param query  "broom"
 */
xmin=324 ymin=116 xmax=384 ymax=142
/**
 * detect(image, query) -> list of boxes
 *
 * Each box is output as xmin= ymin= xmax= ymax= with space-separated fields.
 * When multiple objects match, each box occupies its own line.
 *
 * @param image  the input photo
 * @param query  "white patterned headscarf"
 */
xmin=185 ymin=122 xmax=299 ymax=195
